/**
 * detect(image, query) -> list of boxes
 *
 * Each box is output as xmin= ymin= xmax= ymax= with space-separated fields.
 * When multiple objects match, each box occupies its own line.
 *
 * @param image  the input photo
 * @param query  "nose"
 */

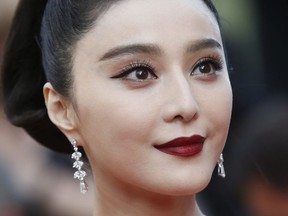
xmin=161 ymin=73 xmax=199 ymax=123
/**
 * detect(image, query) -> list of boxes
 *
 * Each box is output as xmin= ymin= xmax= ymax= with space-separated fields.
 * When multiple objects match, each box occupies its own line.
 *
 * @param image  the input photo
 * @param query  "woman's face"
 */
xmin=71 ymin=0 xmax=232 ymax=195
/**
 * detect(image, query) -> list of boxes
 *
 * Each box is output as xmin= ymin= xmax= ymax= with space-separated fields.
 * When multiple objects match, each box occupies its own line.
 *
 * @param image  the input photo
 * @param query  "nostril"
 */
xmin=174 ymin=115 xmax=184 ymax=120
xmin=161 ymin=97 xmax=199 ymax=123
xmin=173 ymin=111 xmax=198 ymax=123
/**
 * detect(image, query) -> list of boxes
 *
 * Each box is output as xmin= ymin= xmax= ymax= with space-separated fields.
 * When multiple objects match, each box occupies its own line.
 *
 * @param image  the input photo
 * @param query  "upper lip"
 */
xmin=154 ymin=135 xmax=206 ymax=148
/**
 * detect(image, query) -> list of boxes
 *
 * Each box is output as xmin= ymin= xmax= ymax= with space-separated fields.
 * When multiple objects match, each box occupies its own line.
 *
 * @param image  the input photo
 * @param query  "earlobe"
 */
xmin=43 ymin=82 xmax=76 ymax=134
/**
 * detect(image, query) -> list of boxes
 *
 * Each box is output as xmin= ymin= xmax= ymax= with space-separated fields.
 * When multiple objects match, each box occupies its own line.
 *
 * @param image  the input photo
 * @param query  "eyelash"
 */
xmin=191 ymin=55 xmax=224 ymax=77
xmin=110 ymin=55 xmax=224 ymax=81
xmin=110 ymin=60 xmax=157 ymax=80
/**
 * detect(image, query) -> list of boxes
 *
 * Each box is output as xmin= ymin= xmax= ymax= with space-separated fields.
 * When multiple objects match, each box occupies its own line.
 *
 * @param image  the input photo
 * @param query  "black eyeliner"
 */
xmin=192 ymin=56 xmax=224 ymax=73
xmin=110 ymin=60 xmax=156 ymax=79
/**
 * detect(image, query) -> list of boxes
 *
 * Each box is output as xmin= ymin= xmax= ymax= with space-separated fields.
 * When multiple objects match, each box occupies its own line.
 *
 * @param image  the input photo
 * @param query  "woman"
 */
xmin=1 ymin=0 xmax=233 ymax=215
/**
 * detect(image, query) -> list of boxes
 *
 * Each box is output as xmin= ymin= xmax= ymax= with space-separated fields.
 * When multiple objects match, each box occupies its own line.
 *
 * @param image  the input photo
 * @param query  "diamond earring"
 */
xmin=217 ymin=153 xmax=226 ymax=178
xmin=71 ymin=139 xmax=88 ymax=194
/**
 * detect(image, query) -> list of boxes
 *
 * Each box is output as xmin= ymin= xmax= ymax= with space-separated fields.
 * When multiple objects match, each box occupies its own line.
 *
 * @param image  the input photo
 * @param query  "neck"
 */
xmin=92 ymin=172 xmax=204 ymax=216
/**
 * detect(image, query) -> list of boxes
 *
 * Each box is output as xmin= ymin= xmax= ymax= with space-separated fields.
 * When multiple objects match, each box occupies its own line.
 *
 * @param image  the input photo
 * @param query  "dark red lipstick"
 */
xmin=154 ymin=135 xmax=205 ymax=157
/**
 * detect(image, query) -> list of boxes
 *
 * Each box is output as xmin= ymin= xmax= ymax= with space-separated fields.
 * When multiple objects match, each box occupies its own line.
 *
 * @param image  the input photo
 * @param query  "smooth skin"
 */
xmin=44 ymin=0 xmax=233 ymax=215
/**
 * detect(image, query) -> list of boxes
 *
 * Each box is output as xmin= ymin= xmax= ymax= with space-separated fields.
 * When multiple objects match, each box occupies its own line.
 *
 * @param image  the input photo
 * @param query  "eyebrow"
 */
xmin=99 ymin=38 xmax=221 ymax=61
xmin=99 ymin=43 xmax=162 ymax=61
xmin=186 ymin=38 xmax=222 ymax=53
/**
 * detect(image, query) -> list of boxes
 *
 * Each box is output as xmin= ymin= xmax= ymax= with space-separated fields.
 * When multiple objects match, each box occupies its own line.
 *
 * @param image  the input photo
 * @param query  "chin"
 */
xmin=149 ymin=171 xmax=213 ymax=196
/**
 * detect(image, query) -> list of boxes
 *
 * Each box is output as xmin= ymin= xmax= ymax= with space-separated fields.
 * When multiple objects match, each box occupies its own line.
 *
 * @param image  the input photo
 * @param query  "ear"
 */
xmin=43 ymin=82 xmax=80 ymax=142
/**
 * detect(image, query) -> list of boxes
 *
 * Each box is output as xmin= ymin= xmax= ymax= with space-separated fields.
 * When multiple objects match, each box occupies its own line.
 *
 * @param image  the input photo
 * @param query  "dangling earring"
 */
xmin=217 ymin=153 xmax=226 ymax=178
xmin=71 ymin=139 xmax=88 ymax=194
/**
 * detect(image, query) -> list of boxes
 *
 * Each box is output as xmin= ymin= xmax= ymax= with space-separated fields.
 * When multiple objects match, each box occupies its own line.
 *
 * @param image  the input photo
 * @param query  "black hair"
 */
xmin=1 ymin=0 xmax=222 ymax=153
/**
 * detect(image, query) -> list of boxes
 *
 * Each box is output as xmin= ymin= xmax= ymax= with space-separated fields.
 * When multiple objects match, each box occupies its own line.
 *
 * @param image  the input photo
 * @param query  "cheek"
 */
xmin=75 ymin=82 xmax=160 ymax=148
xmin=74 ymin=85 xmax=164 ymax=186
xmin=210 ymin=79 xmax=231 ymax=119
xmin=198 ymin=78 xmax=232 ymax=140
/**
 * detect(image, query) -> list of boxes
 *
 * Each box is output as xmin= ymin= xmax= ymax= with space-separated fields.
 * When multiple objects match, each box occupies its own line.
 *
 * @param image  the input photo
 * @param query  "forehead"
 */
xmin=96 ymin=0 xmax=219 ymax=34
xmin=75 ymin=0 xmax=221 ymax=58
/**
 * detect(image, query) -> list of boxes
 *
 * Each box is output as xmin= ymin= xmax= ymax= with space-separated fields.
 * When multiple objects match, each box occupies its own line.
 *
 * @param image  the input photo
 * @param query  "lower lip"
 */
xmin=155 ymin=143 xmax=203 ymax=157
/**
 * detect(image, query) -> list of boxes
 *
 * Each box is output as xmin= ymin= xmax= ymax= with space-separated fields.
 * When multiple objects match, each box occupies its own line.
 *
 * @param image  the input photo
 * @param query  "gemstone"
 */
xmin=218 ymin=165 xmax=226 ymax=178
xmin=73 ymin=160 xmax=84 ymax=169
xmin=71 ymin=139 xmax=77 ymax=146
xmin=74 ymin=170 xmax=86 ymax=180
xmin=72 ymin=152 xmax=82 ymax=160
xmin=218 ymin=153 xmax=224 ymax=163
xmin=80 ymin=181 xmax=88 ymax=194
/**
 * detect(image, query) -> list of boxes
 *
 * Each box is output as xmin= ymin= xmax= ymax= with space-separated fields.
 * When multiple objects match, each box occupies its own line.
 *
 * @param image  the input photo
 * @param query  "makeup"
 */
xmin=154 ymin=135 xmax=205 ymax=157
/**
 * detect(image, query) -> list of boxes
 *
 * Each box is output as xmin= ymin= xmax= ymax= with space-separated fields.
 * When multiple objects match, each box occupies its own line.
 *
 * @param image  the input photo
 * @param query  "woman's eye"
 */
xmin=111 ymin=63 xmax=158 ymax=82
xmin=198 ymin=62 xmax=214 ymax=74
xmin=192 ymin=58 xmax=223 ymax=77
xmin=125 ymin=67 xmax=156 ymax=81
